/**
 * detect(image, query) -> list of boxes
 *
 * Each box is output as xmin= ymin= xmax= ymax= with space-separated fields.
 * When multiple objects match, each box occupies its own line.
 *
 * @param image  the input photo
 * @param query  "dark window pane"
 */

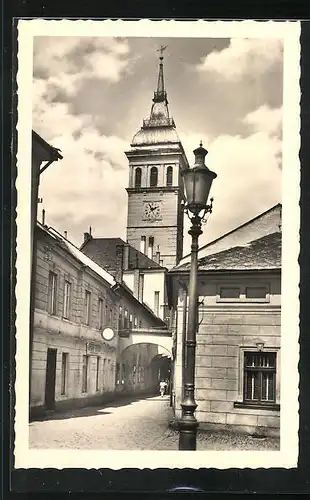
xmin=150 ymin=167 xmax=158 ymax=187
xmin=246 ymin=287 xmax=267 ymax=299
xmin=220 ymin=287 xmax=240 ymax=299
xmin=166 ymin=166 xmax=173 ymax=186
xmin=135 ymin=168 xmax=141 ymax=187
xmin=261 ymin=371 xmax=275 ymax=401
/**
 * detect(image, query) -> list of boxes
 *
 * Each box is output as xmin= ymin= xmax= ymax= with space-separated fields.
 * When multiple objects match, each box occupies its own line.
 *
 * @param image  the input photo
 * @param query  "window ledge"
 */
xmin=234 ymin=402 xmax=280 ymax=411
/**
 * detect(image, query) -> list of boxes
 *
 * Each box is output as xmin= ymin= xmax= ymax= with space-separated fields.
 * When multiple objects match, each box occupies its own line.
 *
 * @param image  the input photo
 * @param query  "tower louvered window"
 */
xmin=150 ymin=167 xmax=158 ymax=187
xmin=166 ymin=166 xmax=173 ymax=186
xmin=135 ymin=167 xmax=142 ymax=187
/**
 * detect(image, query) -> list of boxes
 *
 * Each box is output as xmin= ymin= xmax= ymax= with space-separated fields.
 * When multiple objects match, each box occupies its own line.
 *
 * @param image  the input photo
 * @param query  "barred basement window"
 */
xmin=244 ymin=352 xmax=276 ymax=404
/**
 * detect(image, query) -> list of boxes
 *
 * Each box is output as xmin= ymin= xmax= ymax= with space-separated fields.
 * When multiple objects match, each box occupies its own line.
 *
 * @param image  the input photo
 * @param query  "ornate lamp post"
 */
xmin=179 ymin=142 xmax=217 ymax=451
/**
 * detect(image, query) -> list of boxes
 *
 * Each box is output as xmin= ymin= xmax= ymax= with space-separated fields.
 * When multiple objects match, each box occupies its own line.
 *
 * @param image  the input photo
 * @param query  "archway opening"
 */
xmin=116 ymin=343 xmax=172 ymax=400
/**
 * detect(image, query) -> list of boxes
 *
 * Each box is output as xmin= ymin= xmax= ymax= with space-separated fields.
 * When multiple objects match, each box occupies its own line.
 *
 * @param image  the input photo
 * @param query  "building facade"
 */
xmin=169 ymin=227 xmax=281 ymax=437
xmin=31 ymin=222 xmax=169 ymax=417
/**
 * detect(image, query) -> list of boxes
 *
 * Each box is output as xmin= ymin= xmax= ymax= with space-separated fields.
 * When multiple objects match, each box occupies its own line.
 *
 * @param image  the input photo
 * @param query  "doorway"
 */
xmin=45 ymin=348 xmax=57 ymax=410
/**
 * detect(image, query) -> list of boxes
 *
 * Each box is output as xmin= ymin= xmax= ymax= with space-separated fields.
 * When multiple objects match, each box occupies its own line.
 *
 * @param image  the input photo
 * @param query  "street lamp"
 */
xmin=179 ymin=142 xmax=217 ymax=451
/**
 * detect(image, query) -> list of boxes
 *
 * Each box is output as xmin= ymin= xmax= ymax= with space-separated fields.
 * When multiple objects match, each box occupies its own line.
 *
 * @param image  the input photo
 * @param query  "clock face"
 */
xmin=143 ymin=201 xmax=161 ymax=220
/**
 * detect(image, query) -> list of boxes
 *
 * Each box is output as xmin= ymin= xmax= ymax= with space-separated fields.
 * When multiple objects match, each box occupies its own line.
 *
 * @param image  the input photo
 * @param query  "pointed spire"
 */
xmin=154 ymin=45 xmax=167 ymax=102
xmin=141 ymin=46 xmax=175 ymax=129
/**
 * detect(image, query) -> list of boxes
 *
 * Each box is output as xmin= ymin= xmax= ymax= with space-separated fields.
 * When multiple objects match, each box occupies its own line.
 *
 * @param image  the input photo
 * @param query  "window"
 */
xmin=217 ymin=283 xmax=269 ymax=303
xmin=103 ymin=358 xmax=106 ymax=386
xmin=119 ymin=306 xmax=123 ymax=330
xmin=139 ymin=274 xmax=144 ymax=302
xmin=96 ymin=356 xmax=100 ymax=391
xmin=61 ymin=353 xmax=68 ymax=395
xmin=139 ymin=320 xmax=142 ymax=328
xmin=246 ymin=287 xmax=267 ymax=299
xmin=116 ymin=362 xmax=120 ymax=385
xmin=154 ymin=291 xmax=160 ymax=316
xmin=150 ymin=166 xmax=158 ymax=187
xmin=122 ymin=363 xmax=126 ymax=384
xmin=63 ymin=281 xmax=71 ymax=319
xmin=129 ymin=313 xmax=133 ymax=329
xmin=220 ymin=287 xmax=240 ymax=299
xmin=109 ymin=308 xmax=113 ymax=326
xmin=244 ymin=352 xmax=276 ymax=405
xmin=98 ymin=298 xmax=104 ymax=329
xmin=82 ymin=355 xmax=89 ymax=393
xmin=134 ymin=167 xmax=142 ymax=187
xmin=124 ymin=309 xmax=128 ymax=329
xmin=48 ymin=271 xmax=58 ymax=315
xmin=140 ymin=236 xmax=146 ymax=254
xmin=84 ymin=290 xmax=91 ymax=325
xmin=148 ymin=237 xmax=154 ymax=259
xmin=166 ymin=166 xmax=173 ymax=186
xmin=134 ymin=316 xmax=138 ymax=328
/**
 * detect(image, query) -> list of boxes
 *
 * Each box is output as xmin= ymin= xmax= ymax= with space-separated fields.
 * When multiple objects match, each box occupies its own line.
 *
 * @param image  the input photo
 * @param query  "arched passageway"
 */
xmin=115 ymin=343 xmax=172 ymax=399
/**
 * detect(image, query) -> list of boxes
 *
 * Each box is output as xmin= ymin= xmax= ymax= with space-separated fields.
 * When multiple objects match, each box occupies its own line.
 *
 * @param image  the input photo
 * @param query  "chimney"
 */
xmin=42 ymin=208 xmax=45 ymax=225
xmin=84 ymin=231 xmax=92 ymax=243
xmin=115 ymin=244 xmax=124 ymax=283
xmin=64 ymin=230 xmax=67 ymax=239
xmin=156 ymin=245 xmax=160 ymax=265
xmin=123 ymin=244 xmax=129 ymax=270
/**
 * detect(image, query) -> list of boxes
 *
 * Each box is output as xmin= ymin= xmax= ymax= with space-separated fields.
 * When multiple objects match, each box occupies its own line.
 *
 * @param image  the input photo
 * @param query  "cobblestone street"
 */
xmin=29 ymin=395 xmax=280 ymax=451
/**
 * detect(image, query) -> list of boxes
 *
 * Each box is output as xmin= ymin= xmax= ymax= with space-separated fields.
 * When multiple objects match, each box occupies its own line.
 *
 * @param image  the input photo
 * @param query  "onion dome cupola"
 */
xmin=131 ymin=46 xmax=180 ymax=146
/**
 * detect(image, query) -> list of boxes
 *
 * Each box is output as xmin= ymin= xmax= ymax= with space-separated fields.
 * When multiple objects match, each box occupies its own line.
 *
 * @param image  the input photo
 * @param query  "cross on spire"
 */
xmin=157 ymin=44 xmax=167 ymax=60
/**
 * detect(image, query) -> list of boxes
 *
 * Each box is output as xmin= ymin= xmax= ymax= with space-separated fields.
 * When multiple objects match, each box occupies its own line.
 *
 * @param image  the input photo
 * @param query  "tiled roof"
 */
xmin=176 ymin=203 xmax=282 ymax=267
xmin=172 ymin=232 xmax=281 ymax=273
xmin=80 ymin=237 xmax=164 ymax=276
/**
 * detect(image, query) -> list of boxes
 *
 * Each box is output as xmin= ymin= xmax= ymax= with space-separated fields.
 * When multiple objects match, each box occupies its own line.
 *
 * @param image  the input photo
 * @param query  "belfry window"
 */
xmin=166 ymin=166 xmax=173 ymax=186
xmin=134 ymin=167 xmax=142 ymax=187
xmin=150 ymin=167 xmax=158 ymax=187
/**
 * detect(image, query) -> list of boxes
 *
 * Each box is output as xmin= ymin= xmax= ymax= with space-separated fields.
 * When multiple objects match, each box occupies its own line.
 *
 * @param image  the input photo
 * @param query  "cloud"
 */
xmin=196 ymin=38 xmax=283 ymax=81
xmin=181 ymin=126 xmax=282 ymax=255
xmin=33 ymin=36 xmax=132 ymax=99
xmin=38 ymin=123 xmax=129 ymax=246
xmin=243 ymin=104 xmax=282 ymax=136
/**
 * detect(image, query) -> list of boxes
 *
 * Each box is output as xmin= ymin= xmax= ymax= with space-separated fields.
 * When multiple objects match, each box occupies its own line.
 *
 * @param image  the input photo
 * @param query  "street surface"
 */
xmin=29 ymin=395 xmax=280 ymax=451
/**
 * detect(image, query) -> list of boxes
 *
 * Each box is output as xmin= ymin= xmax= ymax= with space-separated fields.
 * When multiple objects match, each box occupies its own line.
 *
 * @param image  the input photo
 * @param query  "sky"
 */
xmin=33 ymin=36 xmax=283 ymax=255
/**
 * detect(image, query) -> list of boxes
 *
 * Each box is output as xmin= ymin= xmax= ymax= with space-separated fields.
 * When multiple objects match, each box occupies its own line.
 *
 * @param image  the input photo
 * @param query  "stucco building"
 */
xmin=30 ymin=221 xmax=167 ymax=416
xmin=169 ymin=208 xmax=282 ymax=436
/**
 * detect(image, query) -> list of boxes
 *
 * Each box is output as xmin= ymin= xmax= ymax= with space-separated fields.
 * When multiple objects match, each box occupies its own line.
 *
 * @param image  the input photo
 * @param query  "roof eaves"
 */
xmin=32 ymin=130 xmax=63 ymax=160
xmin=179 ymin=203 xmax=282 ymax=262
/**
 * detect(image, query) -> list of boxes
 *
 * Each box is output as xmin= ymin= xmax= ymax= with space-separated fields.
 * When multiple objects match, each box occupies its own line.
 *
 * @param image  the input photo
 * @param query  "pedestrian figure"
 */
xmin=159 ymin=380 xmax=167 ymax=397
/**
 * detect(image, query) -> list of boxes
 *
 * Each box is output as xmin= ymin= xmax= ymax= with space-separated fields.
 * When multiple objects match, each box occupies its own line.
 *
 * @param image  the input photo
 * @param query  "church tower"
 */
xmin=125 ymin=48 xmax=189 ymax=269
